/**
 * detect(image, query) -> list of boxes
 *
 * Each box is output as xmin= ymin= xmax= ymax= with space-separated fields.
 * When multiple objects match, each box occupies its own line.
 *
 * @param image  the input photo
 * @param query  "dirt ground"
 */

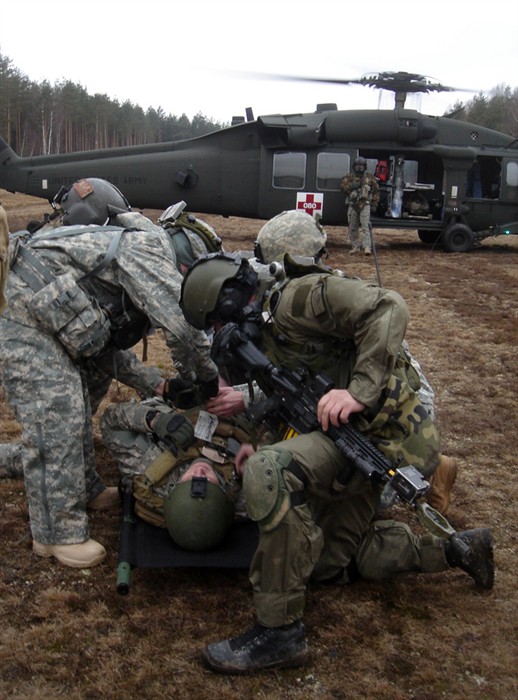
xmin=0 ymin=190 xmax=517 ymax=700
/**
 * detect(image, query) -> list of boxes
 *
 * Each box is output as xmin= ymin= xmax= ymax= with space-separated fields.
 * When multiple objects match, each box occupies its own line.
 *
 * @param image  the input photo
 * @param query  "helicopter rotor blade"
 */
xmin=225 ymin=69 xmax=472 ymax=95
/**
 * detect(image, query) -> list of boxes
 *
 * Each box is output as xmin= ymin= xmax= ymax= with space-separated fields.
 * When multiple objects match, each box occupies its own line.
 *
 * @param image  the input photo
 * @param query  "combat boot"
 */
xmin=427 ymin=455 xmax=458 ymax=514
xmin=445 ymin=528 xmax=494 ymax=589
xmin=201 ymin=620 xmax=308 ymax=674
xmin=33 ymin=538 xmax=106 ymax=568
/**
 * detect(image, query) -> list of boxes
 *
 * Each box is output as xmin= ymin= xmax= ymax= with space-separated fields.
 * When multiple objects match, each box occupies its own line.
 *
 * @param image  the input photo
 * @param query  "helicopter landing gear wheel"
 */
xmin=441 ymin=223 xmax=475 ymax=253
xmin=418 ymin=230 xmax=441 ymax=245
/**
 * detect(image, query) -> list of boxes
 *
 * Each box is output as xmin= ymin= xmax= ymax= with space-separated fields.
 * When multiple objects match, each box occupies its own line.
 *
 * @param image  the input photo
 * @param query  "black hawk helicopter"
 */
xmin=1 ymin=71 xmax=517 ymax=252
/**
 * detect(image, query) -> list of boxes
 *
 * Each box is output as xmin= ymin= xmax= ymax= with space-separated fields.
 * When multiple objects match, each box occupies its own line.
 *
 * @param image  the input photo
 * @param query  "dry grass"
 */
xmin=1 ymin=190 xmax=517 ymax=699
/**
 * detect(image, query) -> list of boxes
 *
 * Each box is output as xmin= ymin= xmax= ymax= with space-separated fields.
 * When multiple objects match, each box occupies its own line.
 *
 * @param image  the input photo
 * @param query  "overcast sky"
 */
xmin=1 ymin=0 xmax=517 ymax=125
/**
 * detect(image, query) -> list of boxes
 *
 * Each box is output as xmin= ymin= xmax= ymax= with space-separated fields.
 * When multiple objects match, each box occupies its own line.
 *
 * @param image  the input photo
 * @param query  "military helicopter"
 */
xmin=1 ymin=71 xmax=517 ymax=252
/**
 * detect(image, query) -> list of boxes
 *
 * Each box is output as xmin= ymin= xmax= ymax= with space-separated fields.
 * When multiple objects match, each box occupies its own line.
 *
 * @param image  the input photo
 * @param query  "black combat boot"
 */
xmin=201 ymin=620 xmax=308 ymax=674
xmin=445 ymin=528 xmax=494 ymax=590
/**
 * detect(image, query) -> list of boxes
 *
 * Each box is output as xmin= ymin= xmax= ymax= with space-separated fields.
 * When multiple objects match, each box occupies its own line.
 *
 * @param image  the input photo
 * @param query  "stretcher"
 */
xmin=116 ymin=484 xmax=259 ymax=594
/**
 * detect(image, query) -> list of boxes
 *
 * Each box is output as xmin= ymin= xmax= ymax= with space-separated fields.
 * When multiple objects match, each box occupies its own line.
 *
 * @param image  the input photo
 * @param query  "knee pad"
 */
xmin=243 ymin=447 xmax=296 ymax=532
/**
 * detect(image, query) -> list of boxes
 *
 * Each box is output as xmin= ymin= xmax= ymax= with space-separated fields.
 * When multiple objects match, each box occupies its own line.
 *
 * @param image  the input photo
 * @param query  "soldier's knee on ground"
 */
xmin=243 ymin=447 xmax=306 ymax=532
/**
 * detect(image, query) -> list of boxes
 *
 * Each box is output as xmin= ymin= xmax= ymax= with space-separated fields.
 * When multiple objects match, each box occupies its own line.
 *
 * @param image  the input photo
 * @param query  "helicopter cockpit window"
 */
xmin=316 ymin=153 xmax=350 ymax=190
xmin=272 ymin=152 xmax=306 ymax=189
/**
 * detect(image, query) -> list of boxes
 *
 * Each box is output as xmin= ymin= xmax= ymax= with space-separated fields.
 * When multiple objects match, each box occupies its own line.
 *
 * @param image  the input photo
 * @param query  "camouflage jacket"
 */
xmin=259 ymin=271 xmax=440 ymax=474
xmin=262 ymin=271 xmax=409 ymax=409
xmin=340 ymin=172 xmax=380 ymax=209
xmin=3 ymin=212 xmax=217 ymax=382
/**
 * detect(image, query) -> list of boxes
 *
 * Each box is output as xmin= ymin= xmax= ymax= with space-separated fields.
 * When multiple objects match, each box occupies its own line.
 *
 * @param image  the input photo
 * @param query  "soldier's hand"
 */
xmin=317 ymin=389 xmax=366 ymax=431
xmin=235 ymin=443 xmax=256 ymax=476
xmin=206 ymin=385 xmax=245 ymax=417
xmin=152 ymin=413 xmax=195 ymax=454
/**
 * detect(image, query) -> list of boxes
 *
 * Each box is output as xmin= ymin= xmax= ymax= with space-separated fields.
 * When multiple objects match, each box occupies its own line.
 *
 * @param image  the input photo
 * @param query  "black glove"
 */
xmin=197 ymin=376 xmax=219 ymax=400
xmin=152 ymin=413 xmax=194 ymax=455
xmin=163 ymin=376 xmax=200 ymax=409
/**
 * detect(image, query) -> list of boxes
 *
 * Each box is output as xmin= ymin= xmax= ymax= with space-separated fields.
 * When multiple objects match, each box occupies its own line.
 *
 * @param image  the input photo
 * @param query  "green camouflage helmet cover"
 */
xmin=254 ymin=210 xmax=327 ymax=264
xmin=163 ymin=478 xmax=235 ymax=551
xmin=180 ymin=253 xmax=255 ymax=330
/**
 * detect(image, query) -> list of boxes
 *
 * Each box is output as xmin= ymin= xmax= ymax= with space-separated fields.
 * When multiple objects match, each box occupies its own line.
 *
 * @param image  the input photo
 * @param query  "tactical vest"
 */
xmin=257 ymin=263 xmax=439 ymax=474
xmin=132 ymin=408 xmax=254 ymax=527
xmin=9 ymin=226 xmax=149 ymax=359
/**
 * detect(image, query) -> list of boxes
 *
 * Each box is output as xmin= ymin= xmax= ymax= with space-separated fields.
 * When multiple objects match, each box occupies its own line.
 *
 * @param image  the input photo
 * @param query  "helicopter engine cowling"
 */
xmin=324 ymin=109 xmax=437 ymax=145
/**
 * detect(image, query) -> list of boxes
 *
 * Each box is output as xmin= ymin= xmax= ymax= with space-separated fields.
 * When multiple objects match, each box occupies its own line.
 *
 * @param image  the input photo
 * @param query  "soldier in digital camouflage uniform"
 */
xmin=179 ymin=252 xmax=494 ymax=674
xmin=0 ymin=179 xmax=220 ymax=568
xmin=0 ymin=204 xmax=8 ymax=314
xmin=99 ymin=396 xmax=253 ymax=548
xmin=340 ymin=156 xmax=380 ymax=255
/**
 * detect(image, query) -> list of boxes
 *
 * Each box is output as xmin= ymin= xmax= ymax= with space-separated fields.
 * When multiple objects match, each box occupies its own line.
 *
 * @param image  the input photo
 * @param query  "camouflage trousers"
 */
xmin=347 ymin=204 xmax=372 ymax=250
xmin=247 ymin=431 xmax=448 ymax=628
xmin=0 ymin=316 xmax=105 ymax=544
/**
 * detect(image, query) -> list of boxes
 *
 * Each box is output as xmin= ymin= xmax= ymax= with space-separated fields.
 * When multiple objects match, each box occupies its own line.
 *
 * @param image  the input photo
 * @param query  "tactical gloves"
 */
xmin=197 ymin=376 xmax=219 ymax=400
xmin=163 ymin=376 xmax=199 ymax=409
xmin=163 ymin=375 xmax=219 ymax=409
xmin=151 ymin=412 xmax=195 ymax=455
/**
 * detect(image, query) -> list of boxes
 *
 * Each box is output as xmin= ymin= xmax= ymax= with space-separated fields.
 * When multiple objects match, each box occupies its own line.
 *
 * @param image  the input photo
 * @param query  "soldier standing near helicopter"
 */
xmin=340 ymin=157 xmax=380 ymax=256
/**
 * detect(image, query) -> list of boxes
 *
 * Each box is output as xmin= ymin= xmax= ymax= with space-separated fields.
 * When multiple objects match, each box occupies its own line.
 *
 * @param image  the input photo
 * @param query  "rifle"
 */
xmin=212 ymin=322 xmax=458 ymax=540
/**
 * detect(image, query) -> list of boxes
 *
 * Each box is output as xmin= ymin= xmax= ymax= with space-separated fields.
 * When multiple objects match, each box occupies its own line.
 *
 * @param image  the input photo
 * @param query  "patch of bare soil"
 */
xmin=1 ymin=190 xmax=517 ymax=699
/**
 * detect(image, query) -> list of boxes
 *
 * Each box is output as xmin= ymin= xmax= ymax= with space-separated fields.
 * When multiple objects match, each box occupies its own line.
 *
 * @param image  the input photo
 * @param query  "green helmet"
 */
xmin=54 ymin=178 xmax=131 ymax=226
xmin=163 ymin=477 xmax=234 ymax=551
xmin=158 ymin=203 xmax=223 ymax=273
xmin=254 ymin=210 xmax=327 ymax=264
xmin=180 ymin=253 xmax=258 ymax=330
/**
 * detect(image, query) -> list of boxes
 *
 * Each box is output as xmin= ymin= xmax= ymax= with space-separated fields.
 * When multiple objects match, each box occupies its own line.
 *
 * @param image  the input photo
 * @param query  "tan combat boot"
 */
xmin=33 ymin=539 xmax=106 ymax=568
xmin=87 ymin=486 xmax=120 ymax=511
xmin=427 ymin=455 xmax=459 ymax=514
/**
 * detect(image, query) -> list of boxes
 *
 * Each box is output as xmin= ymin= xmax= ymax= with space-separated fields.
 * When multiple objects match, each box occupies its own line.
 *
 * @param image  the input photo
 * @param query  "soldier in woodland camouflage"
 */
xmin=179 ymin=253 xmax=494 ymax=674
xmin=0 ymin=179 xmax=220 ymax=568
xmin=340 ymin=156 xmax=380 ymax=255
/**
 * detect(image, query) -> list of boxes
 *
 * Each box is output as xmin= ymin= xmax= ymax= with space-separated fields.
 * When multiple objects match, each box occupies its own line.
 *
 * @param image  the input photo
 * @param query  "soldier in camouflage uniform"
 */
xmin=253 ymin=210 xmax=456 ymax=514
xmin=99 ymin=396 xmax=252 ymax=548
xmin=179 ymin=252 xmax=494 ymax=674
xmin=0 ymin=204 xmax=8 ymax=314
xmin=0 ymin=179 xmax=220 ymax=567
xmin=340 ymin=156 xmax=380 ymax=255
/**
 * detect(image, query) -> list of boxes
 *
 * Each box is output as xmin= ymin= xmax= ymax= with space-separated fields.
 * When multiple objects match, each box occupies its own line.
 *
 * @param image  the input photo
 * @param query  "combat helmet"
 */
xmin=353 ymin=156 xmax=367 ymax=174
xmin=254 ymin=210 xmax=327 ymax=264
xmin=163 ymin=476 xmax=235 ymax=551
xmin=158 ymin=201 xmax=223 ymax=274
xmin=180 ymin=253 xmax=258 ymax=330
xmin=54 ymin=178 xmax=131 ymax=226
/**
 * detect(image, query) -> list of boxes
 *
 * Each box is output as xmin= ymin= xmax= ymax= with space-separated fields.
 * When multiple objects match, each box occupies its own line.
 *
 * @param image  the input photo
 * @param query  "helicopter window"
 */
xmin=316 ymin=153 xmax=350 ymax=190
xmin=506 ymin=161 xmax=518 ymax=188
xmin=272 ymin=152 xmax=306 ymax=189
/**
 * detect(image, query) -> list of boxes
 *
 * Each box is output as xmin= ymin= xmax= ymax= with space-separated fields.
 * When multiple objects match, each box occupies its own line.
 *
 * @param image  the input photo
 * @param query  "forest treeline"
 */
xmin=0 ymin=52 xmax=227 ymax=156
xmin=1 ymin=50 xmax=517 ymax=157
